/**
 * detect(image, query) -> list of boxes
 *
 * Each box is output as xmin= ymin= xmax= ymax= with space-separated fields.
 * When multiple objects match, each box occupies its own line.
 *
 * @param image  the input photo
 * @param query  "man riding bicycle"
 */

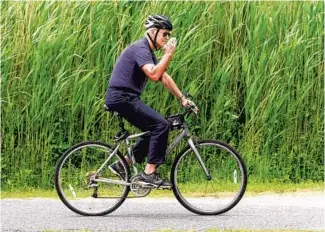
xmin=105 ymin=15 xmax=197 ymax=188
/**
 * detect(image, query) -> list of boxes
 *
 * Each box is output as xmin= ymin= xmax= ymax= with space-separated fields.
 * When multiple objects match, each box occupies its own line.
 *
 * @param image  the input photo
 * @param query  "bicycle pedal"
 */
xmin=88 ymin=184 xmax=98 ymax=188
xmin=157 ymin=186 xmax=172 ymax=190
xmin=138 ymin=182 xmax=155 ymax=189
xmin=139 ymin=182 xmax=171 ymax=190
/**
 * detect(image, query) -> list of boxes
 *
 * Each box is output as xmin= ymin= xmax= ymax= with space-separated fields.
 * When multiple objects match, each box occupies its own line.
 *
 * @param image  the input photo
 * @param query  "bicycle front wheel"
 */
xmin=55 ymin=141 xmax=130 ymax=216
xmin=171 ymin=140 xmax=247 ymax=215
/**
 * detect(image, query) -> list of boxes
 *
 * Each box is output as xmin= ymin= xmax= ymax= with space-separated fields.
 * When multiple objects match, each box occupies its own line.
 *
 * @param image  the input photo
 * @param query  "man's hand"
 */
xmin=162 ymin=38 xmax=177 ymax=56
xmin=181 ymin=97 xmax=199 ymax=114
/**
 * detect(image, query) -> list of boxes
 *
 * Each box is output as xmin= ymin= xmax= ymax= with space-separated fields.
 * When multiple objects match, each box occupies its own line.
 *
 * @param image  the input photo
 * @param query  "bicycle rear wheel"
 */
xmin=171 ymin=140 xmax=247 ymax=215
xmin=55 ymin=141 xmax=130 ymax=216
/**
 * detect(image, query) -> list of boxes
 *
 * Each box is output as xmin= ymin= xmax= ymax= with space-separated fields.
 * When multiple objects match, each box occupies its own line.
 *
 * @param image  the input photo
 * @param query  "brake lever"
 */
xmin=185 ymin=103 xmax=198 ymax=114
xmin=191 ymin=105 xmax=199 ymax=114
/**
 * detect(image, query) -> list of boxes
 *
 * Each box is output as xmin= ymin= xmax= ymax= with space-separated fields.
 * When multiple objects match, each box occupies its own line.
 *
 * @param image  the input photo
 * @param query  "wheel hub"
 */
xmin=85 ymin=172 xmax=99 ymax=188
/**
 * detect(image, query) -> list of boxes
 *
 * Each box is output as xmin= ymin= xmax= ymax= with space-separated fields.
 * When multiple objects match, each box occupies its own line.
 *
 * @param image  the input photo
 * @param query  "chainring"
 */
xmin=130 ymin=174 xmax=151 ymax=197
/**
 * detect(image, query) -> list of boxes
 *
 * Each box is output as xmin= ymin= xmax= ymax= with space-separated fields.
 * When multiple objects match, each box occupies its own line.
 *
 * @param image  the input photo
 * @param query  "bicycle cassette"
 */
xmin=85 ymin=171 xmax=99 ymax=188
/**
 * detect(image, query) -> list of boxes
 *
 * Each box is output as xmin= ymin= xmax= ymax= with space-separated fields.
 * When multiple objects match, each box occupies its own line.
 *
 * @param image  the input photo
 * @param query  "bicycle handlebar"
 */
xmin=181 ymin=92 xmax=199 ymax=116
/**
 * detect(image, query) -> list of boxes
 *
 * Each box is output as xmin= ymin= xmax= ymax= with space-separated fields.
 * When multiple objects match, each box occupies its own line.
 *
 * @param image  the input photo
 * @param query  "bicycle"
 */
xmin=55 ymin=93 xmax=247 ymax=216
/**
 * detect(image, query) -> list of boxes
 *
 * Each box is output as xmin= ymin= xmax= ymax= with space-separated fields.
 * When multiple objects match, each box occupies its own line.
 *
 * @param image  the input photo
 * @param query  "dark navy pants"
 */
xmin=106 ymin=89 xmax=169 ymax=165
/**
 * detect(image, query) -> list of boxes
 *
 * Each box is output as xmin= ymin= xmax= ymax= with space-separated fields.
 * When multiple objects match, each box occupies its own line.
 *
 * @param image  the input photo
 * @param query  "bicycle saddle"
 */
xmin=103 ymin=104 xmax=113 ymax=112
xmin=104 ymin=104 xmax=122 ymax=118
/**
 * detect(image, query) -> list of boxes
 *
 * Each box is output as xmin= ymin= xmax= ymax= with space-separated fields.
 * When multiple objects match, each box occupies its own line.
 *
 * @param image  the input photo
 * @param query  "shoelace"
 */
xmin=153 ymin=173 xmax=160 ymax=181
xmin=152 ymin=173 xmax=164 ymax=182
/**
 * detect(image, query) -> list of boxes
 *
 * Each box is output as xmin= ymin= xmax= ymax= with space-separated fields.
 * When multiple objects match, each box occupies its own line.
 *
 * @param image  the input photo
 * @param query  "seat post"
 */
xmin=104 ymin=104 xmax=126 ymax=132
xmin=117 ymin=115 xmax=125 ymax=131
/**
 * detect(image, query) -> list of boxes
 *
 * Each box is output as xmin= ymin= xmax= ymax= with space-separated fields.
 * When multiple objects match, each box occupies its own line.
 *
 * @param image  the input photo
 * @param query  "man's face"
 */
xmin=155 ymin=29 xmax=171 ymax=48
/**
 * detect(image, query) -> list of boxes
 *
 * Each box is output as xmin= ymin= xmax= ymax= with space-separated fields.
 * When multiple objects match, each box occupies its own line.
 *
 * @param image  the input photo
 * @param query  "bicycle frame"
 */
xmin=56 ymin=98 xmax=247 ymax=216
xmin=94 ymin=122 xmax=211 ymax=188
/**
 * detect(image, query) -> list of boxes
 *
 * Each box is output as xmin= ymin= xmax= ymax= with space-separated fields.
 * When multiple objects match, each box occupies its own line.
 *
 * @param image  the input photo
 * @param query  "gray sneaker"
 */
xmin=108 ymin=161 xmax=126 ymax=180
xmin=138 ymin=172 xmax=172 ymax=189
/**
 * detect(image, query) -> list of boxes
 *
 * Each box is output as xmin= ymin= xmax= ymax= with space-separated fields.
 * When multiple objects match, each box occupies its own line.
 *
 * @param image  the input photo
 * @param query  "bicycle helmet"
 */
xmin=145 ymin=15 xmax=173 ymax=50
xmin=144 ymin=15 xmax=173 ymax=30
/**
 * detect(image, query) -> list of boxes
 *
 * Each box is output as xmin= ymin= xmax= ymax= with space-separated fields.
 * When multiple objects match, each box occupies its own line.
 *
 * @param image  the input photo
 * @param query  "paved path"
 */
xmin=1 ymin=192 xmax=324 ymax=231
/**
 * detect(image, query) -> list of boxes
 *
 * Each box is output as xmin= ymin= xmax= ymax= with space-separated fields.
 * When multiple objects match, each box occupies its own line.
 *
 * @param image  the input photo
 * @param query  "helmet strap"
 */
xmin=147 ymin=28 xmax=160 ymax=51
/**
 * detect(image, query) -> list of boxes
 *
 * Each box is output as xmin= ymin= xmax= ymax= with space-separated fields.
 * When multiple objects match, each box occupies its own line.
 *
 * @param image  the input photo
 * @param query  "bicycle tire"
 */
xmin=55 ymin=141 xmax=130 ymax=216
xmin=171 ymin=139 xmax=247 ymax=215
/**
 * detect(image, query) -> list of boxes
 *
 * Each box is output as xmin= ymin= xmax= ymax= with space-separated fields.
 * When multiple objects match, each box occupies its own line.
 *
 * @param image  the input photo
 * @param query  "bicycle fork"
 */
xmin=187 ymin=138 xmax=211 ymax=181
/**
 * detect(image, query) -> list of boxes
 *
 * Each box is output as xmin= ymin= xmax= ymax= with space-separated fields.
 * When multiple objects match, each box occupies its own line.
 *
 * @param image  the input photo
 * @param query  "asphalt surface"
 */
xmin=1 ymin=192 xmax=324 ymax=231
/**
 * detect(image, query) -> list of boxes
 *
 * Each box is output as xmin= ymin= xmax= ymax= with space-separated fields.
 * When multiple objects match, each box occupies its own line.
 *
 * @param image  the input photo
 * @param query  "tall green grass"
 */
xmin=1 ymin=1 xmax=324 ymax=189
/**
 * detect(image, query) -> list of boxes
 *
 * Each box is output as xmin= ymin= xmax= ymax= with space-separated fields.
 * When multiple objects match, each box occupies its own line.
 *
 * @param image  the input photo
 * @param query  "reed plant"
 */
xmin=1 ymin=1 xmax=323 ymax=189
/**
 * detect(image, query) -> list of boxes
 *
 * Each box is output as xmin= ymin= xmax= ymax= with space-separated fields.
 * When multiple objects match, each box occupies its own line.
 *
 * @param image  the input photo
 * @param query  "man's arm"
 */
xmin=160 ymin=72 xmax=189 ymax=105
xmin=141 ymin=39 xmax=177 ymax=82
xmin=141 ymin=54 xmax=172 ymax=82
xmin=160 ymin=72 xmax=182 ymax=98
xmin=161 ymin=72 xmax=199 ymax=112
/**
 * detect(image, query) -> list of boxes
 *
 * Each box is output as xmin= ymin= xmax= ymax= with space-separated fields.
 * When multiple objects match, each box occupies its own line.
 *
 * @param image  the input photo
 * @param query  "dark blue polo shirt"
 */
xmin=108 ymin=37 xmax=158 ymax=96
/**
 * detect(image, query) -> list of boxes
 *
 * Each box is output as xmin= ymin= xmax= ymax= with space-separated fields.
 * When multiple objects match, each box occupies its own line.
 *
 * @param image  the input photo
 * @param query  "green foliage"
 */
xmin=1 ymin=1 xmax=324 ymax=189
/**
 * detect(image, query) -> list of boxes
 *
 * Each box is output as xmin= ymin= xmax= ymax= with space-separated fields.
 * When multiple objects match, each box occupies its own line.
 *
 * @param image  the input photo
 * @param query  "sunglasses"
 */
xmin=162 ymin=32 xmax=171 ymax=38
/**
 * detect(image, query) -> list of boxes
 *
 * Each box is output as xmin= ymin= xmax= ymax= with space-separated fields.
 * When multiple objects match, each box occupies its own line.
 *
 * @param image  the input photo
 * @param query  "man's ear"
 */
xmin=147 ymin=28 xmax=157 ymax=36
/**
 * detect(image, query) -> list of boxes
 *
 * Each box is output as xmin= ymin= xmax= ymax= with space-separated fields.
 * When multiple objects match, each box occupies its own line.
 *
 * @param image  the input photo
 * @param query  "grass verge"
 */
xmin=159 ymin=230 xmax=321 ymax=232
xmin=43 ymin=229 xmax=322 ymax=232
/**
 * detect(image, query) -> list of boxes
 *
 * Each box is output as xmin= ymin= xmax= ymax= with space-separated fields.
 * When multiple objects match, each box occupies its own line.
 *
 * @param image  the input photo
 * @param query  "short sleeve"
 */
xmin=134 ymin=45 xmax=155 ymax=67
